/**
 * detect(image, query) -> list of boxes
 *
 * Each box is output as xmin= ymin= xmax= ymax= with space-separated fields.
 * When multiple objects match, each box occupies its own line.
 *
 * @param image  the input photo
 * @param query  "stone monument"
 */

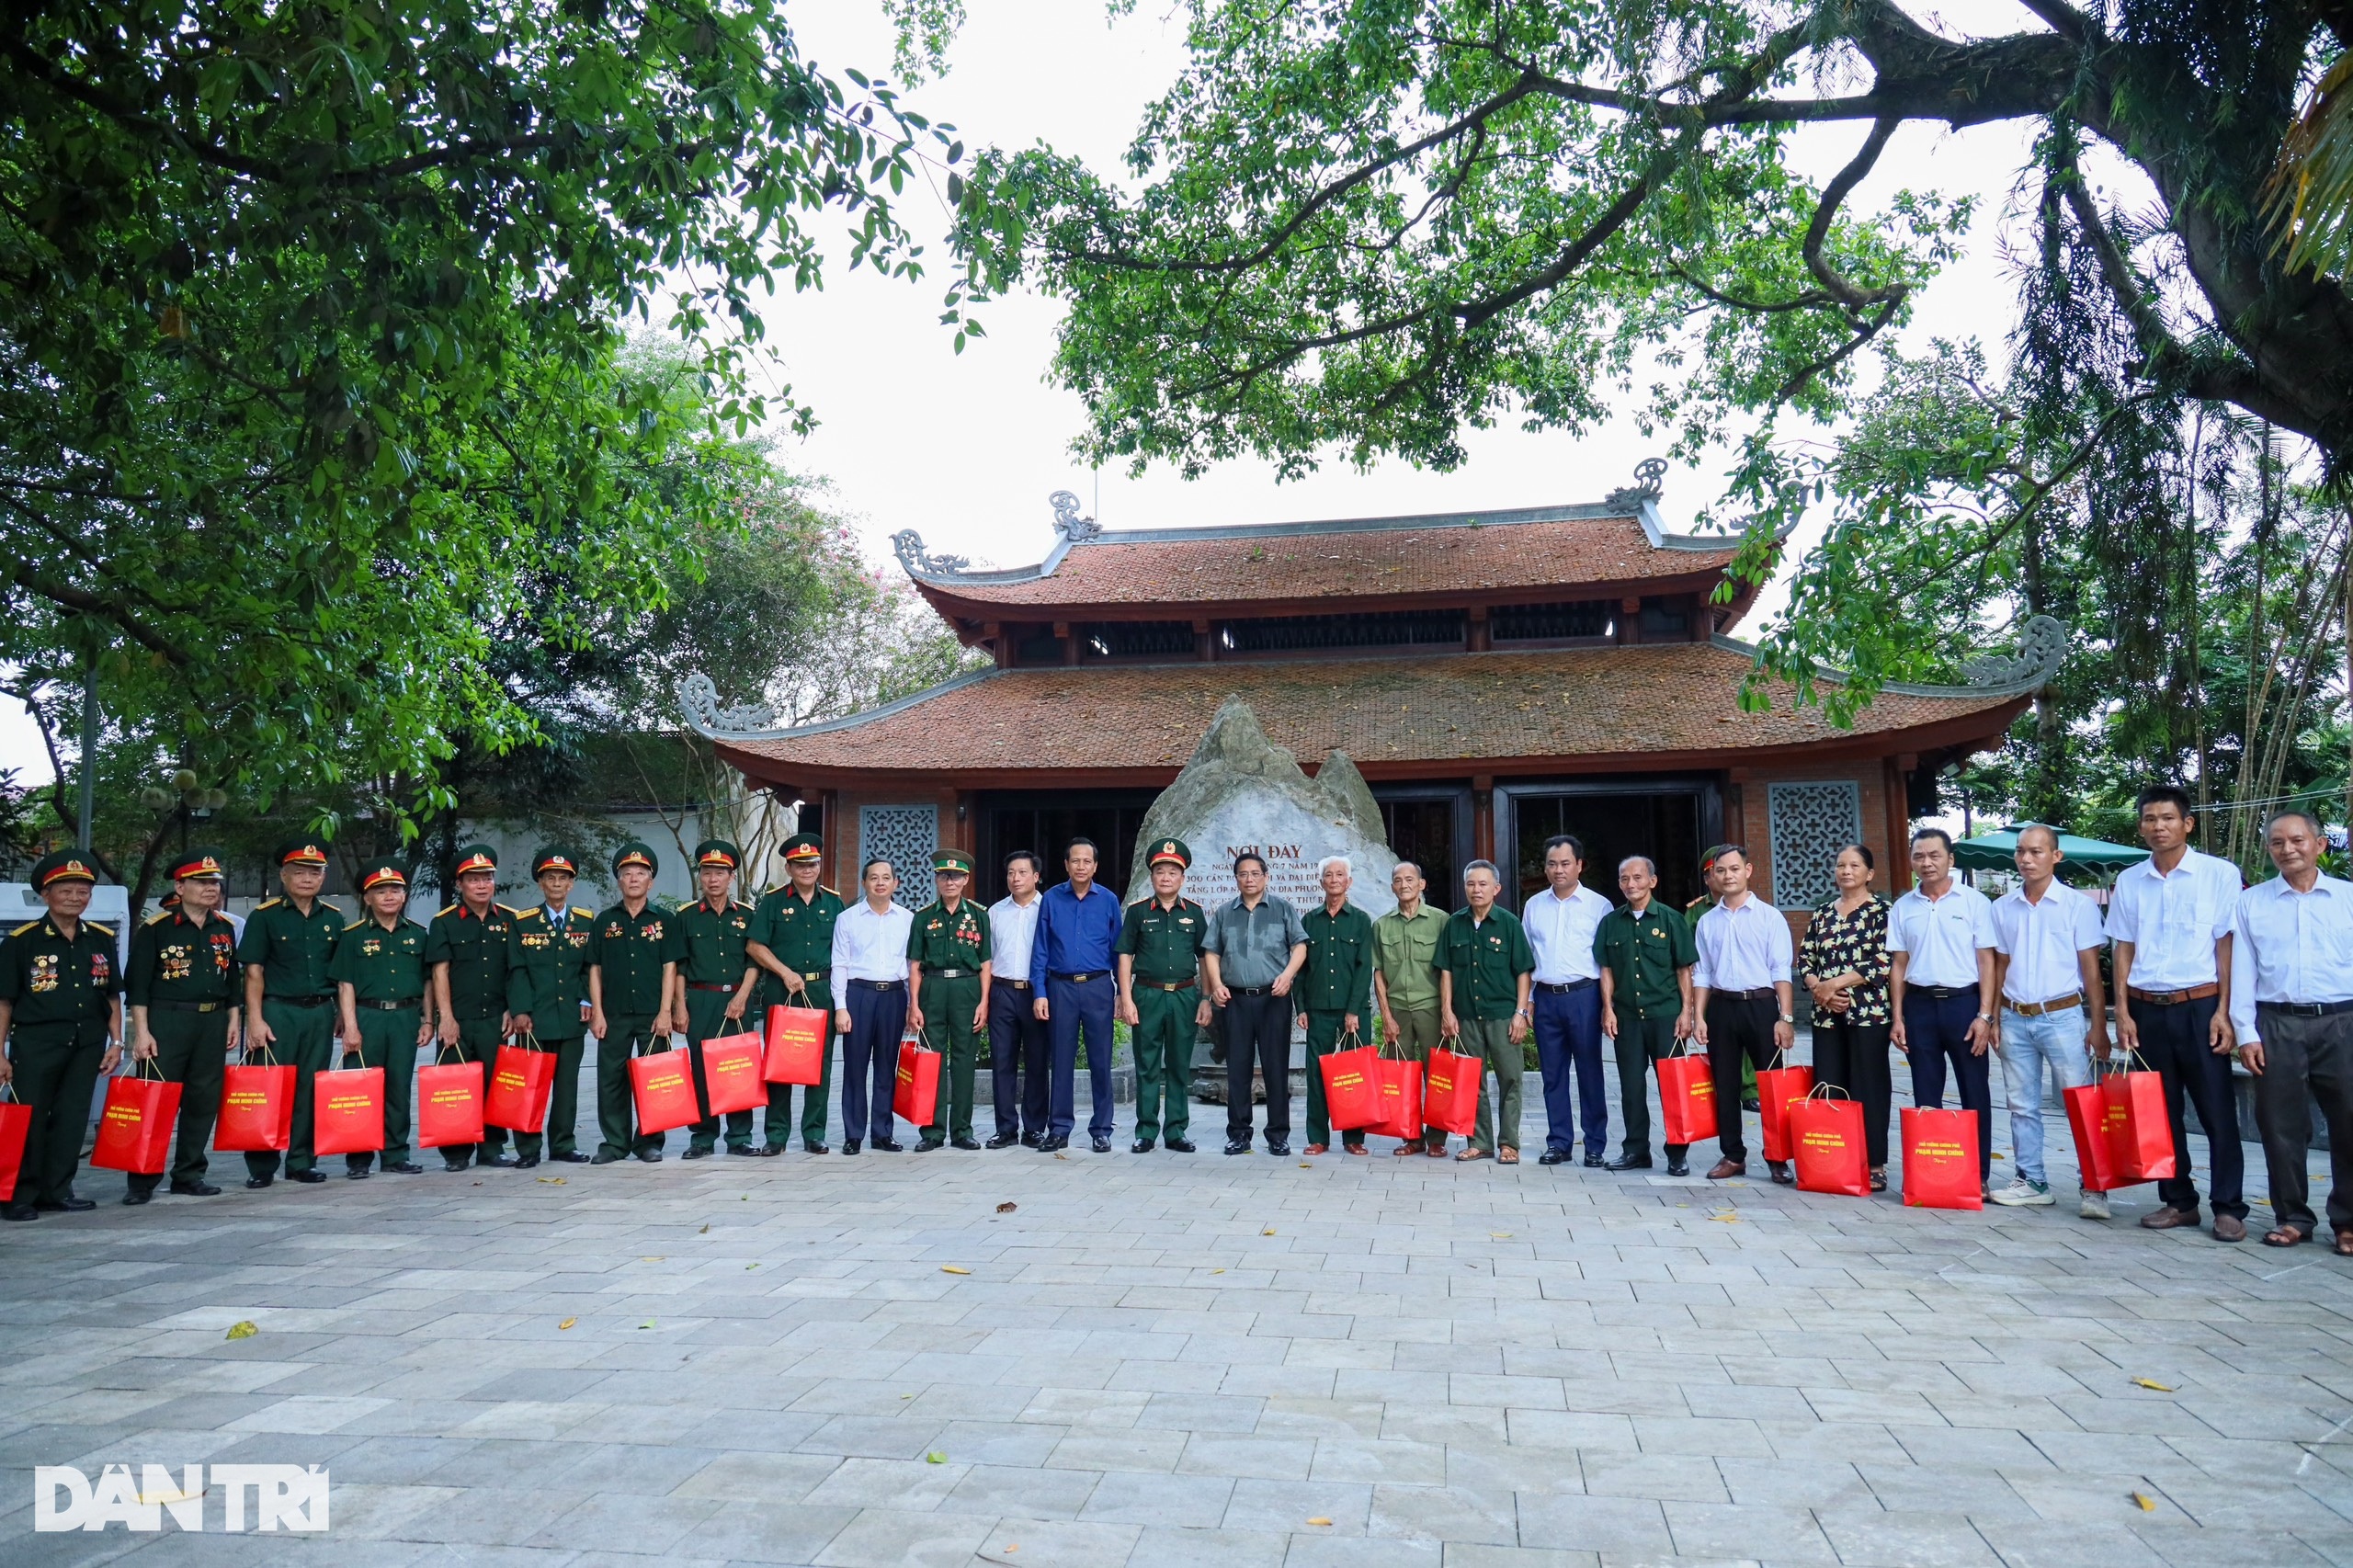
xmin=1126 ymin=696 xmax=1399 ymax=917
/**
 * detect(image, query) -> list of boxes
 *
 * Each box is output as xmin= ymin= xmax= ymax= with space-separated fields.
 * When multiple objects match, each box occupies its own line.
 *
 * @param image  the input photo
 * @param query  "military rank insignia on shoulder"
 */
xmin=253 ymin=897 xmax=283 ymax=912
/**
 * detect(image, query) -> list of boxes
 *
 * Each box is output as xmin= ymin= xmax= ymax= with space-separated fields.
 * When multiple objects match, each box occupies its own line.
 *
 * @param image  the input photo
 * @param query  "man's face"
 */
xmin=789 ymin=857 xmax=821 ymax=891
xmin=1619 ymin=860 xmax=1655 ymax=903
xmin=1006 ymin=859 xmax=1040 ymax=899
xmin=1712 ymin=852 xmax=1752 ymax=898
xmin=1321 ymin=860 xmax=1351 ymax=901
xmin=2013 ymin=831 xmax=2060 ymax=884
xmin=937 ymin=869 xmax=971 ymax=903
xmin=459 ymin=868 xmax=497 ymax=907
xmin=1151 ymin=863 xmax=1185 ymax=899
xmin=1234 ymin=860 xmax=1267 ymax=898
xmin=1066 ymin=846 xmax=1097 ymax=884
xmin=2268 ymin=817 xmax=2322 ymax=880
xmin=176 ymin=875 xmax=223 ymax=915
xmin=699 ymin=866 xmax=733 ymax=904
xmin=865 ymin=861 xmax=898 ymax=902
xmin=43 ymin=880 xmax=92 ymax=920
xmin=1392 ymin=864 xmax=1425 ymax=906
xmin=1463 ymin=867 xmax=1498 ymax=911
xmin=2139 ymin=802 xmax=2190 ymax=854
xmin=537 ymin=869 xmax=576 ymax=906
xmin=366 ymin=882 xmax=408 ymax=919
xmin=617 ymin=865 xmax=654 ymax=900
xmin=281 ymin=864 xmax=326 ymax=901
xmin=1545 ymin=845 xmax=1583 ymax=892
xmin=1911 ymin=837 xmax=1952 ymax=886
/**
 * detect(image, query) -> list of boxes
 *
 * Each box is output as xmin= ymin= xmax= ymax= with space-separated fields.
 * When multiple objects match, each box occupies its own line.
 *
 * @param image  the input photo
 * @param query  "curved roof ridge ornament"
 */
xmin=1961 ymin=614 xmax=2068 ymax=694
xmin=677 ymin=673 xmax=779 ymax=739
xmin=891 ymin=529 xmax=971 ymax=578
xmin=1603 ymin=457 xmax=1667 ymax=512
xmin=1050 ymin=489 xmax=1101 ymax=540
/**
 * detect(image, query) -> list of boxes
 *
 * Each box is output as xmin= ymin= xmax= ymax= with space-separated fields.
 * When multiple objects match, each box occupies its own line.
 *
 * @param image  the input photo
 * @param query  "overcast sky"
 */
xmin=1 ymin=0 xmax=2060 ymax=787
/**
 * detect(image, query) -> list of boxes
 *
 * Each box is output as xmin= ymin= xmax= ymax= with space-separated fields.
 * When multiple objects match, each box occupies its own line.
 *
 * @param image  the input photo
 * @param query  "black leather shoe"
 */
xmin=552 ymin=1150 xmax=591 ymax=1163
xmin=443 ymin=1161 xmax=472 ymax=1172
xmin=803 ymin=1141 xmax=829 ymax=1155
xmin=871 ymin=1139 xmax=904 ymax=1153
xmin=1583 ymin=1153 xmax=1606 ymax=1168
xmin=479 ymin=1154 xmax=518 ymax=1168
xmin=1742 ymin=1098 xmax=1761 ymax=1113
xmin=842 ymin=1140 xmax=861 ymax=1154
xmin=1092 ymin=1135 xmax=1112 ymax=1153
xmin=725 ymin=1144 xmax=764 ymax=1157
xmin=1666 ymin=1158 xmax=1690 ymax=1176
xmin=986 ymin=1131 xmax=1021 ymax=1149
xmin=951 ymin=1136 xmax=982 ymax=1151
xmin=1224 ymin=1140 xmax=1253 ymax=1155
xmin=2 ymin=1204 xmax=34 ymax=1221
xmin=122 ymin=1189 xmax=153 ymax=1205
xmin=1538 ymin=1148 xmax=1574 ymax=1166
xmin=170 ymin=1180 xmax=223 ymax=1196
xmin=590 ymin=1151 xmax=624 ymax=1165
xmin=1605 ymin=1154 xmax=1654 ymax=1171
xmin=289 ymin=1171 xmax=328 ymax=1186
xmin=345 ymin=1167 xmax=371 ymax=1180
xmin=636 ymin=1150 xmax=664 ymax=1163
xmin=1267 ymin=1142 xmax=1290 ymax=1157
xmin=244 ymin=1176 xmax=274 ymax=1189
xmin=915 ymin=1138 xmax=945 ymax=1152
xmin=1019 ymin=1131 xmax=1043 ymax=1149
xmin=515 ymin=1155 xmax=541 ymax=1169
xmin=1038 ymin=1134 xmax=1068 ymax=1153
xmin=1768 ymin=1162 xmax=1795 ymax=1186
xmin=760 ymin=1144 xmax=790 ymax=1157
xmin=1131 ymin=1138 xmax=1156 ymax=1153
xmin=1165 ymin=1138 xmax=1197 ymax=1153
xmin=383 ymin=1163 xmax=424 ymax=1175
xmin=680 ymin=1147 xmax=713 ymax=1160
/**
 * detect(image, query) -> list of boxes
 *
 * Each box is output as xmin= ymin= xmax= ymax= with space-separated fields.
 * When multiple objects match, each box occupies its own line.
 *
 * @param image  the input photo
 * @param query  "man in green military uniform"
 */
xmin=123 ymin=848 xmax=241 ymax=1203
xmin=506 ymin=846 xmax=597 ymax=1165
xmin=426 ymin=844 xmax=519 ymax=1171
xmin=332 ymin=858 xmax=434 ymax=1177
xmin=0 ymin=851 xmax=122 ymax=1220
xmin=1373 ymin=860 xmax=1448 ymax=1156
xmin=745 ymin=832 xmax=841 ymax=1154
xmin=1595 ymin=854 xmax=1700 ymax=1176
xmin=588 ymin=842 xmax=682 ymax=1162
xmin=1116 ymin=837 xmax=1209 ymax=1154
xmin=1436 ymin=859 xmax=1536 ymax=1163
xmin=676 ymin=839 xmax=764 ymax=1159
xmin=1300 ymin=856 xmax=1376 ymax=1156
xmin=907 ymin=848 xmax=993 ymax=1152
xmin=240 ymin=838 xmax=344 ymax=1187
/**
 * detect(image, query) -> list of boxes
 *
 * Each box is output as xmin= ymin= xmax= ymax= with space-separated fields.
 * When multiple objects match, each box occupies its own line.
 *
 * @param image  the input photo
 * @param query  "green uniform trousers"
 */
xmin=9 ymin=1019 xmax=109 ymax=1207
xmin=1462 ymin=1017 xmax=1525 ymax=1154
xmin=1611 ymin=1016 xmax=1686 ymax=1161
xmin=597 ymin=1014 xmax=665 ymax=1159
xmin=513 ymin=1022 xmax=587 ymax=1160
xmin=440 ymin=1016 xmax=510 ymax=1167
xmin=1131 ymin=983 xmax=1197 ymax=1144
xmin=762 ymin=981 xmax=834 ymax=1149
xmin=682 ymin=988 xmax=745 ymax=1153
xmin=247 ymin=999 xmax=335 ymax=1181
xmin=1302 ymin=1009 xmax=1367 ymax=1148
xmin=347 ymin=1006 xmax=422 ymax=1171
xmin=918 ymin=973 xmax=983 ymax=1143
xmin=127 ymin=1008 xmax=230 ymax=1195
xmin=1387 ymin=1007 xmax=1441 ymax=1150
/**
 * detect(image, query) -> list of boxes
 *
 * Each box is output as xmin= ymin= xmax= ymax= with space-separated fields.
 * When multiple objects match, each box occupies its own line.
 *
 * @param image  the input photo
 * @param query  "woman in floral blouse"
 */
xmin=1798 ymin=843 xmax=1894 ymax=1189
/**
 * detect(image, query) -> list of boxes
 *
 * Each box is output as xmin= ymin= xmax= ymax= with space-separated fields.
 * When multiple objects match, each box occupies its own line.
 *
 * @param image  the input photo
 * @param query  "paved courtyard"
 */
xmin=5 ymin=1058 xmax=2352 ymax=1568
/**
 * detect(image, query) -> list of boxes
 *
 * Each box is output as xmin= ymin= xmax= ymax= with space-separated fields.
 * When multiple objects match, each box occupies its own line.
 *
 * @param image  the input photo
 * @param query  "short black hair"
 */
xmin=1065 ymin=836 xmax=1098 ymax=858
xmin=1541 ymin=834 xmax=1586 ymax=862
xmin=1835 ymin=841 xmax=1875 ymax=870
xmin=860 ymin=858 xmax=893 ymax=878
xmin=1004 ymin=849 xmax=1042 ymax=876
xmin=1233 ymin=852 xmax=1267 ymax=875
xmin=2014 ymin=823 xmax=2061 ymax=851
xmin=1711 ymin=844 xmax=1749 ymax=865
xmin=2136 ymin=784 xmax=2196 ymax=820
xmin=1910 ymin=827 xmax=1955 ymax=852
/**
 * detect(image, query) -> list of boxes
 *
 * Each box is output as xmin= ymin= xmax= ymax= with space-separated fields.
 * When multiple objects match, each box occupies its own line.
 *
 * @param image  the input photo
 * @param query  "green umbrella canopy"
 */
xmin=1949 ymin=828 xmax=2151 ymax=873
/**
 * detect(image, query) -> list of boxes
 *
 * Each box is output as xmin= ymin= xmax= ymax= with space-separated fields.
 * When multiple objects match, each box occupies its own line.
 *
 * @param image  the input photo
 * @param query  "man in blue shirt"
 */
xmin=1030 ymin=838 xmax=1125 ymax=1153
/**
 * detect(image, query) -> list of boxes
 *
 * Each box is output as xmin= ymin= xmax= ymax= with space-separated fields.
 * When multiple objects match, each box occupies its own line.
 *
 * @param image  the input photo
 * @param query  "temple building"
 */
xmin=686 ymin=470 xmax=2062 ymax=923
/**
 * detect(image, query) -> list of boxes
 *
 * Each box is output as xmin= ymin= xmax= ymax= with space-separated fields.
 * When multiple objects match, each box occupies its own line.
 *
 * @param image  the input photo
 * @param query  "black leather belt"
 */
xmin=686 ymin=982 xmax=736 ymax=993
xmin=1229 ymin=983 xmax=1275 ymax=997
xmin=154 ymin=1000 xmax=232 ymax=1014
xmin=1142 ymin=980 xmax=1195 ymax=992
xmin=2268 ymin=998 xmax=2353 ymax=1018
xmin=1719 ymin=987 xmax=1778 ymax=1003
xmin=1535 ymin=978 xmax=1596 ymax=994
xmin=360 ymin=998 xmax=424 ymax=1011
xmin=928 ymin=967 xmax=978 ymax=980
xmin=998 ymin=979 xmax=1032 ymax=991
xmin=272 ymin=994 xmax=334 ymax=1007
xmin=1912 ymin=984 xmax=1972 ymax=1000
xmin=1051 ymin=971 xmax=1107 ymax=983
xmin=847 ymin=979 xmax=903 ymax=992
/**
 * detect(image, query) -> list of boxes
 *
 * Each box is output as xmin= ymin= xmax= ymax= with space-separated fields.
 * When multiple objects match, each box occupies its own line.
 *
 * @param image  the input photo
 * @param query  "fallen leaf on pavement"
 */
xmin=558 ymin=1318 xmax=577 ymax=1331
xmin=2131 ymin=1378 xmax=2175 ymax=1392
xmin=926 ymin=1450 xmax=948 ymax=1464
xmin=536 ymin=1176 xmax=565 ymax=1184
xmin=941 ymin=1266 xmax=972 ymax=1275
xmin=996 ymin=1201 xmax=1017 ymax=1212
xmin=224 ymin=1321 xmax=257 ymax=1341
xmin=1262 ymin=1228 xmax=1276 ymax=1235
xmin=2132 ymin=1492 xmax=2155 ymax=1511
xmin=1307 ymin=1517 xmax=1333 ymax=1527
xmin=1490 ymin=1232 xmax=1513 ymax=1239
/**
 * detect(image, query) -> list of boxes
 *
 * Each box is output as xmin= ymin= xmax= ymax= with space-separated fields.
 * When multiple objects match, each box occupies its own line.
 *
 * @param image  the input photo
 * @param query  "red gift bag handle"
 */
xmin=518 ymin=1030 xmax=549 ymax=1054
xmin=244 ymin=1039 xmax=280 ymax=1067
xmin=125 ymin=1053 xmax=166 ymax=1084
xmin=433 ymin=1041 xmax=465 ymax=1067
xmin=1801 ymin=1082 xmax=1852 ymax=1102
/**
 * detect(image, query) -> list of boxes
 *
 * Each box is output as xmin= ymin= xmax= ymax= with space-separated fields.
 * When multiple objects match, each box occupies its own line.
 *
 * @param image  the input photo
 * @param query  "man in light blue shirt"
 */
xmin=1029 ymin=839 xmax=1126 ymax=1153
xmin=1523 ymin=834 xmax=1614 ymax=1167
xmin=1690 ymin=846 xmax=1793 ymax=1182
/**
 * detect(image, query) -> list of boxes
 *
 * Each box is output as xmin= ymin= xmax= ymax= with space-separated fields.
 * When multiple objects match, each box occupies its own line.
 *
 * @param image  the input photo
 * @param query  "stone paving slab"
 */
xmin=3 ymin=1063 xmax=2351 ymax=1568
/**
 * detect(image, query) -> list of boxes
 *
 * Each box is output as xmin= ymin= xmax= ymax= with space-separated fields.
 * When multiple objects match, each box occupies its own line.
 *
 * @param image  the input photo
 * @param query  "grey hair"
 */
xmin=2268 ymin=808 xmax=2327 ymax=840
xmin=1462 ymin=859 xmax=1501 ymax=882
xmin=1618 ymin=855 xmax=1656 ymax=877
xmin=1318 ymin=855 xmax=1352 ymax=875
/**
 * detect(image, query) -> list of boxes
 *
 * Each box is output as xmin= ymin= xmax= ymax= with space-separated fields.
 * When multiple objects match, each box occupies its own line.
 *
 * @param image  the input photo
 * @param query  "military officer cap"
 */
xmin=1698 ymin=844 xmax=1733 ymax=872
xmin=275 ymin=837 xmax=331 ymax=869
xmin=695 ymin=839 xmax=741 ymax=871
xmin=158 ymin=890 xmax=182 ymax=911
xmin=613 ymin=841 xmax=658 ymax=874
xmin=168 ymin=848 xmax=227 ymax=882
xmin=932 ymin=849 xmax=973 ymax=876
xmin=1146 ymin=837 xmax=1191 ymax=870
xmin=780 ymin=833 xmax=823 ymax=864
xmin=452 ymin=843 xmax=498 ymax=877
xmin=358 ymin=858 xmax=409 ymax=892
xmin=30 ymin=848 xmax=99 ymax=888
xmin=530 ymin=846 xmax=581 ymax=879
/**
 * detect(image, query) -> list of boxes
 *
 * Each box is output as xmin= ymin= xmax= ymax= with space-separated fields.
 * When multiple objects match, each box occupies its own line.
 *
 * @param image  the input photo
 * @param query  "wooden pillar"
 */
xmin=940 ymin=789 xmax=973 ymax=855
xmin=985 ymin=622 xmax=1010 ymax=669
xmin=1196 ymin=619 xmax=1214 ymax=661
xmin=1467 ymin=605 xmax=1491 ymax=653
xmin=1619 ymin=596 xmax=1642 ymax=645
xmin=1472 ymin=774 xmax=1495 ymax=863
xmin=820 ymin=790 xmax=843 ymax=892
xmin=1057 ymin=621 xmax=1079 ymax=665
xmin=1887 ymin=756 xmax=1916 ymax=894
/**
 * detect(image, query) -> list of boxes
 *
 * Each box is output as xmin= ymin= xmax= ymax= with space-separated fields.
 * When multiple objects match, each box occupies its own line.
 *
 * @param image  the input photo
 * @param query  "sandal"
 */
xmin=1456 ymin=1147 xmax=1492 ymax=1162
xmin=1392 ymin=1144 xmax=1422 ymax=1156
xmin=1870 ymin=1168 xmax=1888 ymax=1193
xmin=2336 ymin=1229 xmax=2353 ymax=1257
xmin=1497 ymin=1147 xmax=1520 ymax=1165
xmin=2263 ymin=1224 xmax=2311 ymax=1248
xmin=1426 ymin=1145 xmax=1449 ymax=1158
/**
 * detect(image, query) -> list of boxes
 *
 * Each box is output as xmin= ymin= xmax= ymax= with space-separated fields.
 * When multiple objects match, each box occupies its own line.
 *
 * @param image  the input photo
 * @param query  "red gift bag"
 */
xmin=1756 ymin=1061 xmax=1813 ymax=1162
xmin=0 ymin=1086 xmax=30 ymax=1200
xmin=763 ymin=998 xmax=828 ymax=1085
xmin=1317 ymin=1033 xmax=1381 ymax=1131
xmin=1901 ymin=1107 xmax=1983 ymax=1209
xmin=1656 ymin=1041 xmax=1718 ymax=1146
xmin=417 ymin=1051 xmax=487 ymax=1149
xmin=1421 ymin=1040 xmax=1481 ymax=1136
xmin=1366 ymin=1051 xmax=1425 ymax=1142
xmin=701 ymin=1033 xmax=768 ymax=1115
xmin=2063 ymin=1082 xmax=2123 ymax=1191
xmin=2103 ymin=1061 xmax=2176 ymax=1183
xmin=893 ymin=1039 xmax=940 ymax=1125
xmin=1789 ymin=1086 xmax=1870 ymax=1197
xmin=91 ymin=1065 xmax=182 ymax=1175
xmin=631 ymin=1047 xmax=701 ymax=1135
xmin=213 ymin=1056 xmax=296 ymax=1153
xmin=313 ymin=1066 xmax=386 ymax=1155
xmin=485 ymin=1040 xmax=556 ymax=1133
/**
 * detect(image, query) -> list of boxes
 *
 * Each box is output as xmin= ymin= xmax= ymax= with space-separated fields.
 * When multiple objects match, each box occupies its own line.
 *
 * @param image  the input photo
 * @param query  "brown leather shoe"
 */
xmin=2212 ymin=1213 xmax=2247 ymax=1243
xmin=1706 ymin=1159 xmax=1746 ymax=1180
xmin=2140 ymin=1206 xmax=2200 ymax=1230
xmin=1303 ymin=1143 xmax=1329 ymax=1155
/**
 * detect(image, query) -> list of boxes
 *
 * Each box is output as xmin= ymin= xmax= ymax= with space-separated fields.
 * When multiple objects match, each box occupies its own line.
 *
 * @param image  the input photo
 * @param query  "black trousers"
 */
xmin=1904 ymin=990 xmax=1993 ymax=1179
xmin=987 ymin=982 xmax=1051 ymax=1139
xmin=1609 ymin=1015 xmax=1682 ymax=1161
xmin=1705 ymin=994 xmax=1779 ymax=1163
xmin=1224 ymin=992 xmax=1292 ymax=1143
xmin=841 ymin=980 xmax=908 ymax=1144
xmin=1811 ymin=1016 xmax=1893 ymax=1168
xmin=2136 ymin=994 xmax=2246 ymax=1219
xmin=2253 ymin=1006 xmax=2353 ymax=1236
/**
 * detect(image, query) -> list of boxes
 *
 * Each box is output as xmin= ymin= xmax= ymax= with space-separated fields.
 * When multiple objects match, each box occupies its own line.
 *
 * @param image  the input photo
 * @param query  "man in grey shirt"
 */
xmin=1202 ymin=853 xmax=1309 ymax=1155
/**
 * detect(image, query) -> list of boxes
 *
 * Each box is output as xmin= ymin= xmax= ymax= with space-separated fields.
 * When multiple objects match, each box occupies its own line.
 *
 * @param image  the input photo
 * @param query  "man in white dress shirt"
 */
xmin=2109 ymin=784 xmax=2246 ymax=1241
xmin=1523 ymin=835 xmax=1616 ymax=1167
xmin=985 ymin=851 xmax=1051 ymax=1148
xmin=1986 ymin=824 xmax=2110 ymax=1214
xmin=2231 ymin=810 xmax=2353 ymax=1253
xmin=1690 ymin=846 xmax=1794 ymax=1181
xmin=1889 ymin=827 xmax=2000 ymax=1192
xmin=829 ymin=859 xmax=915 ymax=1154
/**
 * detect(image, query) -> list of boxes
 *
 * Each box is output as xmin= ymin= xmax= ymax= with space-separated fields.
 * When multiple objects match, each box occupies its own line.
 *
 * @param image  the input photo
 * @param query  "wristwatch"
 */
xmin=1976 ymin=1012 xmax=1995 ymax=1022
xmin=1778 ymin=1013 xmax=1794 ymax=1025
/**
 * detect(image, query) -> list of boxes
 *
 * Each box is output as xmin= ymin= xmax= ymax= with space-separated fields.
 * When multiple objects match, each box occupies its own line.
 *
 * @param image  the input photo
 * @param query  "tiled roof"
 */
xmin=907 ymin=506 xmax=1740 ymax=612
xmin=716 ymin=642 xmax=2024 ymax=784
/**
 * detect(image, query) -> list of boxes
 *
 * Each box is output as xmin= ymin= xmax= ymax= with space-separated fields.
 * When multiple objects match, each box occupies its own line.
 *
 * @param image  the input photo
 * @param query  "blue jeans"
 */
xmin=1532 ymin=983 xmax=1607 ymax=1155
xmin=1997 ymin=1006 xmax=2094 ymax=1186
